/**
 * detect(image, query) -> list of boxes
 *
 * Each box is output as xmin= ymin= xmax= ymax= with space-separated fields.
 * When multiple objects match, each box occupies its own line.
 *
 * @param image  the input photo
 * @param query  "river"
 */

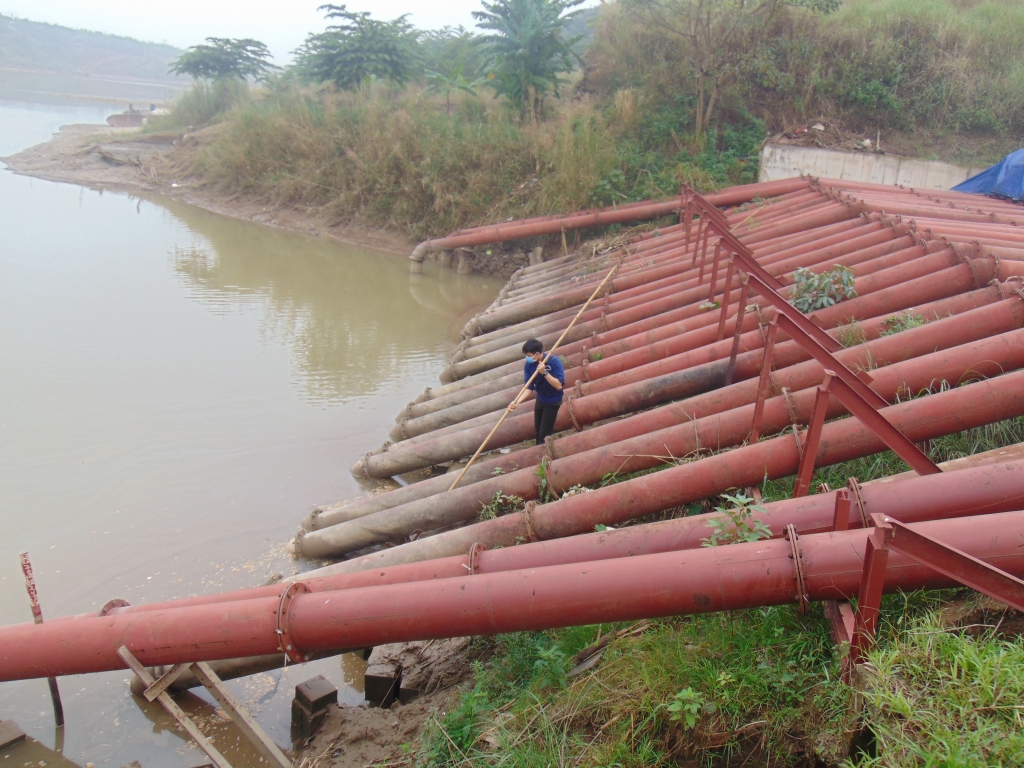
xmin=0 ymin=93 xmax=501 ymax=767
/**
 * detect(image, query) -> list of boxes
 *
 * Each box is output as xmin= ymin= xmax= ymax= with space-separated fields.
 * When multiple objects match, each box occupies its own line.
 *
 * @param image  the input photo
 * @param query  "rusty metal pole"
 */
xmin=19 ymin=553 xmax=64 ymax=727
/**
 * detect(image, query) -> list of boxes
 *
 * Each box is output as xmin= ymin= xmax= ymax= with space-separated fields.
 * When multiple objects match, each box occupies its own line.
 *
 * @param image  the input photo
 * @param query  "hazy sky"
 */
xmin=3 ymin=0 xmax=599 ymax=62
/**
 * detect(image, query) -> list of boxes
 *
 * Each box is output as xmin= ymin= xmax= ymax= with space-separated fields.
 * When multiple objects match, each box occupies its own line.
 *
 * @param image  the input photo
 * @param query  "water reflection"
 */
xmin=157 ymin=197 xmax=501 ymax=404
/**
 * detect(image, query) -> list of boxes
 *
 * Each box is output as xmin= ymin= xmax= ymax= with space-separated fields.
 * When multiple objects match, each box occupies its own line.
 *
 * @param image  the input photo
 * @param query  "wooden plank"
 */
xmin=191 ymin=662 xmax=291 ymax=768
xmin=144 ymin=664 xmax=193 ymax=702
xmin=116 ymin=647 xmax=233 ymax=768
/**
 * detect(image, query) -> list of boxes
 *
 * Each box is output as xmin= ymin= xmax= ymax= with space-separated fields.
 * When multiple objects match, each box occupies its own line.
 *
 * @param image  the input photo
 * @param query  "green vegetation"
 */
xmin=169 ymin=38 xmax=277 ymax=82
xmin=293 ymin=5 xmax=421 ymax=89
xmin=163 ymin=0 xmax=1024 ymax=240
xmin=410 ymin=593 xmax=1024 ymax=767
xmin=790 ymin=265 xmax=857 ymax=312
xmin=473 ymin=0 xmax=585 ymax=120
xmin=700 ymin=492 xmax=771 ymax=546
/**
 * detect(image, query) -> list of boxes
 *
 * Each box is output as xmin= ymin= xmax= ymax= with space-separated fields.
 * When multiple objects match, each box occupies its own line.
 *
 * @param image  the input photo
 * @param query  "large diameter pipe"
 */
xmin=301 ymin=325 xmax=1024 ymax=557
xmin=358 ymin=259 xmax=995 ymax=478
xmin=5 ymin=512 xmax=1024 ymax=681
xmin=58 ymin=459 xmax=1024 ymax=624
xmin=411 ymin=178 xmax=814 ymax=261
xmin=317 ymin=285 xmax=1009 ymax=532
xmin=330 ymin=365 xmax=1024 ymax=571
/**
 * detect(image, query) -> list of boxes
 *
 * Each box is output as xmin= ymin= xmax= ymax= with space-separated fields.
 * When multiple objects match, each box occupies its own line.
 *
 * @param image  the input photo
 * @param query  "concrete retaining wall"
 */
xmin=759 ymin=143 xmax=986 ymax=190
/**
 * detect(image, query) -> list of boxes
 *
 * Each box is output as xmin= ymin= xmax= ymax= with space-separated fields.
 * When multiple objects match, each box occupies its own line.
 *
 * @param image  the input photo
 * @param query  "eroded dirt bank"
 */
xmin=1 ymin=123 xmax=415 ymax=256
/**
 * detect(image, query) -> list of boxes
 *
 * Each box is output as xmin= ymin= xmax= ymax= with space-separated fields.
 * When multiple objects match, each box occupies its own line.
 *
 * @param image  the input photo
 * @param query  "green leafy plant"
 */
xmin=293 ymin=4 xmax=420 ymax=89
xmin=535 ymin=458 xmax=553 ymax=502
xmin=533 ymin=644 xmax=570 ymax=689
xmin=169 ymin=37 xmax=278 ymax=81
xmin=479 ymin=491 xmax=523 ymax=519
xmin=790 ymin=265 xmax=856 ymax=313
xmin=702 ymin=493 xmax=771 ymax=546
xmin=666 ymin=687 xmax=705 ymax=728
xmin=474 ymin=0 xmax=585 ymax=120
xmin=882 ymin=311 xmax=928 ymax=336
xmin=425 ymin=64 xmax=482 ymax=114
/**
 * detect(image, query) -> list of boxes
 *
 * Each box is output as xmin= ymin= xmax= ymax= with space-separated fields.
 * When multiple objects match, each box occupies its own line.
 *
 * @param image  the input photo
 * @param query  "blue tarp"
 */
xmin=952 ymin=148 xmax=1024 ymax=201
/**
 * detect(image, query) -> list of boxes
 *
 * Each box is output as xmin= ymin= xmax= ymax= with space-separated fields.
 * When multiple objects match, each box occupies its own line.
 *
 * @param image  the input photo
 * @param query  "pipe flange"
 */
xmin=574 ymin=379 xmax=583 ymax=399
xmin=467 ymin=542 xmax=487 ymax=575
xmin=847 ymin=477 xmax=870 ymax=528
xmin=98 ymin=599 xmax=130 ymax=617
xmin=522 ymin=501 xmax=540 ymax=543
xmin=353 ymin=452 xmax=373 ymax=478
xmin=785 ymin=524 xmax=809 ymax=614
xmin=276 ymin=582 xmax=311 ymax=664
xmin=581 ymin=358 xmax=591 ymax=383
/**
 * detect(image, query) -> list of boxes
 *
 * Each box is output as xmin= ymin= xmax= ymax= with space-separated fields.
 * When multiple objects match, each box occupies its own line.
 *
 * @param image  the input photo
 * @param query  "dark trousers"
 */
xmin=534 ymin=401 xmax=561 ymax=445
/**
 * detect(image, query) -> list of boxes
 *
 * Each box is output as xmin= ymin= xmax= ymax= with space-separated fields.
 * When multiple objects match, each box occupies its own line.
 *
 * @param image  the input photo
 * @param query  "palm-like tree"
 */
xmin=473 ymin=0 xmax=585 ymax=121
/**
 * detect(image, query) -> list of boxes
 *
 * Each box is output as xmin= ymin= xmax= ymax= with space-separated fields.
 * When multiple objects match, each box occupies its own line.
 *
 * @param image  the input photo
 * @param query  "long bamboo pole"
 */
xmin=447 ymin=262 xmax=621 ymax=491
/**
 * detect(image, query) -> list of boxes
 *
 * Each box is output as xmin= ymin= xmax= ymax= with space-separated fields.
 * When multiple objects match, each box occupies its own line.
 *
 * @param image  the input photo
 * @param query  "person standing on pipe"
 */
xmin=514 ymin=338 xmax=565 ymax=444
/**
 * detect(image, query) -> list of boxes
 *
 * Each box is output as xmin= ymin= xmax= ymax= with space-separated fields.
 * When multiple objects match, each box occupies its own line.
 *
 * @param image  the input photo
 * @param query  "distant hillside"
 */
xmin=0 ymin=14 xmax=185 ymax=82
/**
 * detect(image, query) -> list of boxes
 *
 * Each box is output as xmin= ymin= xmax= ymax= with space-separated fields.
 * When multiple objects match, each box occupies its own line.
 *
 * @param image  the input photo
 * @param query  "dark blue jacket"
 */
xmin=525 ymin=355 xmax=565 ymax=405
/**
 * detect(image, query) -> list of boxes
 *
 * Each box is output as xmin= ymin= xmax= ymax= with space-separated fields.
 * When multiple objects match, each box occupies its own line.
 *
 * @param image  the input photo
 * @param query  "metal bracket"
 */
xmin=749 ymin=318 xmax=779 ymax=444
xmin=794 ymin=369 xmax=940 ymax=497
xmin=832 ymin=489 xmax=852 ymax=532
xmin=716 ymin=257 xmax=737 ymax=342
xmin=276 ymin=582 xmax=311 ymax=663
xmin=725 ymin=274 xmax=751 ymax=386
xmin=118 ymin=646 xmax=291 ymax=768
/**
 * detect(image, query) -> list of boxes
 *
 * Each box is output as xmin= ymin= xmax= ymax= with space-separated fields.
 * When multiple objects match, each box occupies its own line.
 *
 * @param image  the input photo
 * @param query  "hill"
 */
xmin=0 ymin=14 xmax=184 ymax=82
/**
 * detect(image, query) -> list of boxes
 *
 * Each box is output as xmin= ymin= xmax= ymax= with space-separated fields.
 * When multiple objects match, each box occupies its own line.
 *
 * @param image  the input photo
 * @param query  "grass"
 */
xmin=859 ymin=608 xmax=1024 ymax=765
xmin=411 ymin=591 xmax=1024 ymax=767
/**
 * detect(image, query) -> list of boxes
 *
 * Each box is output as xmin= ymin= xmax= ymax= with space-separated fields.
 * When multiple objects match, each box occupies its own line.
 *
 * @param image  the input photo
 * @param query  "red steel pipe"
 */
xmin=309 ymin=324 xmax=1024 ymax=556
xmin=53 ymin=460 xmax=1024 ymax=629
xmin=5 ymin=512 xmax=1024 ymax=681
xmin=338 ymin=365 xmax=1024 ymax=569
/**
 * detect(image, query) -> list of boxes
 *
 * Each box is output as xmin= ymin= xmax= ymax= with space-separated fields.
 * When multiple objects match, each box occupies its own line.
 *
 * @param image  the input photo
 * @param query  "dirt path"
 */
xmin=1 ymin=123 xmax=414 ymax=255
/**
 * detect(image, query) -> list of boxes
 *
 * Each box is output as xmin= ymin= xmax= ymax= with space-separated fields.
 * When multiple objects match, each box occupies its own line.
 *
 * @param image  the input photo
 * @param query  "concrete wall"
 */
xmin=759 ymin=143 xmax=986 ymax=190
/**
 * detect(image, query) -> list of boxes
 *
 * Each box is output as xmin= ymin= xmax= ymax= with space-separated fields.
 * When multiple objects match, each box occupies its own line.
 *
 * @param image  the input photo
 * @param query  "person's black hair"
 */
xmin=522 ymin=338 xmax=544 ymax=355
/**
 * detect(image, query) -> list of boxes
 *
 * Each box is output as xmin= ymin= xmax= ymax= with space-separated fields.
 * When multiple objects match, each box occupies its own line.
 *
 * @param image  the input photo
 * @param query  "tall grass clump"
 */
xmin=191 ymin=81 xmax=736 ymax=239
xmin=146 ymin=79 xmax=249 ymax=131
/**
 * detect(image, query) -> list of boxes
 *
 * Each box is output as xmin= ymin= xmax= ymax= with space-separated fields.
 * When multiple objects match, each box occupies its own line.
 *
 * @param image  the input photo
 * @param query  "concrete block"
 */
xmin=364 ymin=660 xmax=401 ymax=708
xmin=291 ymin=698 xmax=327 ymax=742
xmin=295 ymin=675 xmax=337 ymax=714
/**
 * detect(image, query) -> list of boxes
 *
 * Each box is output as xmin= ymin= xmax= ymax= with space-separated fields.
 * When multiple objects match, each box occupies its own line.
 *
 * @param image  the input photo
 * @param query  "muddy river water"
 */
xmin=0 ymin=96 xmax=501 ymax=767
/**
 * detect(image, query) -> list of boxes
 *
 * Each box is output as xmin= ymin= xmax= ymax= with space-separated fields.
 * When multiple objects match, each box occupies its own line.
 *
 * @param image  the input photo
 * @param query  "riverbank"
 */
xmin=1 ymin=123 xmax=416 ymax=257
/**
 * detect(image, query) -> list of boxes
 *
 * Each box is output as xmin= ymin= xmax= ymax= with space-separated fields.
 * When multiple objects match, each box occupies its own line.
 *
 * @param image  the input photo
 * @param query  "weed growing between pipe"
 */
xmin=477 ymin=492 xmax=525 ymax=521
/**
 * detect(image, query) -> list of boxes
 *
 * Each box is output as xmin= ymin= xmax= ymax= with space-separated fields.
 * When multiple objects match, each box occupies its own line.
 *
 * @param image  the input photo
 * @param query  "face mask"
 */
xmin=526 ymin=356 xmax=535 ymax=362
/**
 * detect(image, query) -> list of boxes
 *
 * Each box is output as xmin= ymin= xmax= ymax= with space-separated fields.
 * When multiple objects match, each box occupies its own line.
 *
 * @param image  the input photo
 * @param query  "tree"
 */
xmin=293 ymin=4 xmax=420 ymax=89
xmin=627 ymin=0 xmax=840 ymax=141
xmin=425 ymin=65 xmax=482 ymax=114
xmin=169 ymin=38 xmax=277 ymax=81
xmin=473 ymin=0 xmax=585 ymax=121
xmin=421 ymin=26 xmax=486 ymax=82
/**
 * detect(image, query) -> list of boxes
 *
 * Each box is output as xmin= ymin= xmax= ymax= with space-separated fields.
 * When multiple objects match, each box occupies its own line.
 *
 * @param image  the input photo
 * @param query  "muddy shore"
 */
xmin=1 ymin=123 xmax=419 ymax=256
